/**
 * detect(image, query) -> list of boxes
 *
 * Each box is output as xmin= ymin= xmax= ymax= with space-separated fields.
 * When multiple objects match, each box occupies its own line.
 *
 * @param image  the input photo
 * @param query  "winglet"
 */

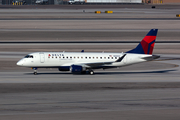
xmin=115 ymin=54 xmax=126 ymax=62
xmin=126 ymin=29 xmax=158 ymax=54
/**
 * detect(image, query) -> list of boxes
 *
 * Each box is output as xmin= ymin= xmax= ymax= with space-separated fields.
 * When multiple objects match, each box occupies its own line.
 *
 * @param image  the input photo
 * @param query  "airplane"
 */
xmin=16 ymin=29 xmax=160 ymax=75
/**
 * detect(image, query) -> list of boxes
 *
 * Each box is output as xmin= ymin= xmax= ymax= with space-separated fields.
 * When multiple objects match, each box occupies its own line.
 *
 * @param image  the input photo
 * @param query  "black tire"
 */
xmin=89 ymin=70 xmax=94 ymax=75
xmin=34 ymin=72 xmax=37 ymax=75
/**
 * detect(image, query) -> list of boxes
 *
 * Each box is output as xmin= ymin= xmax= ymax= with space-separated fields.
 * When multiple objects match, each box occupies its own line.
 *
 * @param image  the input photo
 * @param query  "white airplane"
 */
xmin=17 ymin=29 xmax=160 ymax=75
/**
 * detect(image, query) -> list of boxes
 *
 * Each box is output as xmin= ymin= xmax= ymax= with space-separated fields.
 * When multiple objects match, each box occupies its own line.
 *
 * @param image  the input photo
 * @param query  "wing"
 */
xmin=76 ymin=54 xmax=126 ymax=68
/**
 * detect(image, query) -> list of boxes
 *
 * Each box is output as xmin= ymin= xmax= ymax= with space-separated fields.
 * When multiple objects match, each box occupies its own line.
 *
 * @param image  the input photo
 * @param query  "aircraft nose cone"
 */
xmin=16 ymin=60 xmax=24 ymax=66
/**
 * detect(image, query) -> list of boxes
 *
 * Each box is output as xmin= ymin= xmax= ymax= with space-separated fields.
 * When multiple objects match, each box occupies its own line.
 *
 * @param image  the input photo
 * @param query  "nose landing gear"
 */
xmin=32 ymin=67 xmax=38 ymax=75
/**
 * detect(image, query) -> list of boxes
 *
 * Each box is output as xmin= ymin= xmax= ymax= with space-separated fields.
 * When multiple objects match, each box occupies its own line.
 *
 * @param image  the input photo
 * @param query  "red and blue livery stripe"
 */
xmin=126 ymin=29 xmax=158 ymax=54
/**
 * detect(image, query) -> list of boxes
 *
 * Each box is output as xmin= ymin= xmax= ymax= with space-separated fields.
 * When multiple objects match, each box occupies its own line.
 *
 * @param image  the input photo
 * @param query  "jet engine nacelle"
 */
xmin=70 ymin=65 xmax=86 ymax=73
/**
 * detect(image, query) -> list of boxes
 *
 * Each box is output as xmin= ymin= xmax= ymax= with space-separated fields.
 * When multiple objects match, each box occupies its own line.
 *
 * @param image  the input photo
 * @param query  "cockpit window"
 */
xmin=24 ymin=55 xmax=33 ymax=58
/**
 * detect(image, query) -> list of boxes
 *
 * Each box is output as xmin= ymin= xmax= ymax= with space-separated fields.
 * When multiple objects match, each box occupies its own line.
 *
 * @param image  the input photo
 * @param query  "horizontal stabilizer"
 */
xmin=141 ymin=55 xmax=160 ymax=61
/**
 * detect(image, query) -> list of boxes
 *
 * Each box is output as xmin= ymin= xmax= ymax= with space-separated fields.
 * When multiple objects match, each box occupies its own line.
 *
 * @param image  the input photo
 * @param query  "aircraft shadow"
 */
xmin=24 ymin=69 xmax=176 ymax=75
xmin=95 ymin=69 xmax=176 ymax=75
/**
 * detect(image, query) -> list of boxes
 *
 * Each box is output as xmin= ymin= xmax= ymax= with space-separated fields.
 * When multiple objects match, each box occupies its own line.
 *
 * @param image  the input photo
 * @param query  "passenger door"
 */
xmin=40 ymin=53 xmax=45 ymax=63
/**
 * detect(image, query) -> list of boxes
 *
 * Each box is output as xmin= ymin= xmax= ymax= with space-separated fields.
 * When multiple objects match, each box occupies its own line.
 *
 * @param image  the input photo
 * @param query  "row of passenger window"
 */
xmin=48 ymin=56 xmax=119 ymax=59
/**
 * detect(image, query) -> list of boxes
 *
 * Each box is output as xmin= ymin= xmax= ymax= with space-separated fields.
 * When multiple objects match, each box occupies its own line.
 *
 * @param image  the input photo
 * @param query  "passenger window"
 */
xmin=67 ymin=57 xmax=68 ymax=59
xmin=104 ymin=57 xmax=106 ymax=59
xmin=85 ymin=57 xmax=87 ymax=59
xmin=93 ymin=57 xmax=94 ymax=59
xmin=100 ymin=57 xmax=102 ymax=59
xmin=89 ymin=57 xmax=91 ymax=59
xmin=59 ymin=57 xmax=61 ymax=58
xmin=108 ymin=57 xmax=110 ymax=59
xmin=81 ymin=57 xmax=83 ymax=59
xmin=96 ymin=57 xmax=98 ymax=59
xmin=74 ymin=57 xmax=76 ymax=59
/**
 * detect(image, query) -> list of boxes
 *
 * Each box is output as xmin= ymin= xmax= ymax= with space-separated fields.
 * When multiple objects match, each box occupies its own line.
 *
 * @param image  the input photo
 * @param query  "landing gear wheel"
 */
xmin=34 ymin=72 xmax=37 ymax=75
xmin=89 ymin=70 xmax=94 ymax=75
xmin=33 ymin=68 xmax=38 ymax=75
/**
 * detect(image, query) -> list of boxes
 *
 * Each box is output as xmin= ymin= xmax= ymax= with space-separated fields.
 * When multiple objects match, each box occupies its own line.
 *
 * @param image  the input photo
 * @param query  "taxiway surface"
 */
xmin=0 ymin=59 xmax=180 ymax=120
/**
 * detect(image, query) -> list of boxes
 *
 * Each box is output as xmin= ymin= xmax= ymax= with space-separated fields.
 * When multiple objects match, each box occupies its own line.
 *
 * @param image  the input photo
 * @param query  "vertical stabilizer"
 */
xmin=126 ymin=29 xmax=158 ymax=54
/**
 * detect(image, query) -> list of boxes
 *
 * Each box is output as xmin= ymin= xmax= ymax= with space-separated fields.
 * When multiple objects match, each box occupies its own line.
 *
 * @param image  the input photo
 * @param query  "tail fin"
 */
xmin=126 ymin=29 xmax=158 ymax=54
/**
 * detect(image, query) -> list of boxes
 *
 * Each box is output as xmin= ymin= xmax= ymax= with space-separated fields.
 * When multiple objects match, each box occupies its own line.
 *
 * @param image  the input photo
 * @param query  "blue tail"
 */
xmin=126 ymin=29 xmax=158 ymax=54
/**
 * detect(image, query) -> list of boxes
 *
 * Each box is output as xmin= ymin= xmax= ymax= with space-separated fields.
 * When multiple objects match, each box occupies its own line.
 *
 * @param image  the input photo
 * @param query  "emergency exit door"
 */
xmin=40 ymin=53 xmax=45 ymax=63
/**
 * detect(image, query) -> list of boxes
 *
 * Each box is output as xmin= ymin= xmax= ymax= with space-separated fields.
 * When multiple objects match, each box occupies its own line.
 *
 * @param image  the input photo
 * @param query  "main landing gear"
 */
xmin=32 ymin=67 xmax=38 ymax=75
xmin=81 ymin=69 xmax=94 ymax=75
xmin=89 ymin=69 xmax=94 ymax=75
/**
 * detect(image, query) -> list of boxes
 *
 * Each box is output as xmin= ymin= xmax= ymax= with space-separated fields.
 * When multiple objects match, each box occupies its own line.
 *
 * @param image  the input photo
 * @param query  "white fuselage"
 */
xmin=17 ymin=52 xmax=151 ymax=69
